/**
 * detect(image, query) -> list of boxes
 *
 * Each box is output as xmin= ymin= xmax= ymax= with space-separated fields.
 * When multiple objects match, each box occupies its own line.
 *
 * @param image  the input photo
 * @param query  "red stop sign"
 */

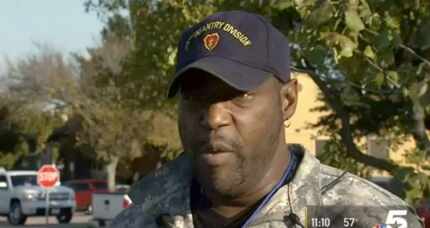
xmin=37 ymin=165 xmax=60 ymax=189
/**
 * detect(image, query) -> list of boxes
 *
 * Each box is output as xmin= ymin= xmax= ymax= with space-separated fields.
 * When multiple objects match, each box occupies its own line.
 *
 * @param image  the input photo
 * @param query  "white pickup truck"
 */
xmin=0 ymin=168 xmax=76 ymax=225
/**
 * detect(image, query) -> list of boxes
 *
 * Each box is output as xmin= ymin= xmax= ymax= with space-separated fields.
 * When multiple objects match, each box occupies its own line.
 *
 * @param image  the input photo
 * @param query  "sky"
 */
xmin=0 ymin=0 xmax=104 ymax=75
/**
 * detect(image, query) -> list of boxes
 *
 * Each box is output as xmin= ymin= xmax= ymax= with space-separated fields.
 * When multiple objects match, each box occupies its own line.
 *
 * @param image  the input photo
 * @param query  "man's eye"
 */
xmin=233 ymin=92 xmax=254 ymax=104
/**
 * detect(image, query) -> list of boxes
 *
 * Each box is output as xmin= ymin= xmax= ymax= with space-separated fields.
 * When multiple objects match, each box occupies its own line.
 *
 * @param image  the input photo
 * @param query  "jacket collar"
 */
xmin=250 ymin=144 xmax=321 ymax=225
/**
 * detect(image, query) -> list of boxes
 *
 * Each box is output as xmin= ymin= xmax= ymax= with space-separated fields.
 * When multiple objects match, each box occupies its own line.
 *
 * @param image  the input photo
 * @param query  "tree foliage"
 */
xmin=72 ymin=32 xmax=148 ymax=190
xmin=81 ymin=0 xmax=430 ymax=202
xmin=0 ymin=46 xmax=76 ymax=169
xmin=280 ymin=0 xmax=430 ymax=203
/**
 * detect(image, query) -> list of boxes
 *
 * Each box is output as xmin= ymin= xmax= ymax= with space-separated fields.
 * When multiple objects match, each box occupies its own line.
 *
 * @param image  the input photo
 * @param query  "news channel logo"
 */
xmin=372 ymin=209 xmax=408 ymax=228
xmin=307 ymin=206 xmax=411 ymax=228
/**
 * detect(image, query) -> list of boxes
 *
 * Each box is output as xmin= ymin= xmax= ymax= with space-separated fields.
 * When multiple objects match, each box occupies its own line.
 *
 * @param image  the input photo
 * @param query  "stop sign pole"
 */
xmin=37 ymin=164 xmax=60 ymax=225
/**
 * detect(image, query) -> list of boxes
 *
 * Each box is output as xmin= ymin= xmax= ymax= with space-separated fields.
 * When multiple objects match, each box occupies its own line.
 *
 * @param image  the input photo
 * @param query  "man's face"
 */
xmin=178 ymin=69 xmax=295 ymax=198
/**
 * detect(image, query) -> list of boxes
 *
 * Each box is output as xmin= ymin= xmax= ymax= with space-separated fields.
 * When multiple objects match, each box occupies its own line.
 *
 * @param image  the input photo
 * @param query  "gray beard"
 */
xmin=195 ymin=155 xmax=246 ymax=199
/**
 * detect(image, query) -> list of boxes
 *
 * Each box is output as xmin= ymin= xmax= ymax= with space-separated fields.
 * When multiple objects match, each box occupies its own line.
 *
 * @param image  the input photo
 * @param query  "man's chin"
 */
xmin=195 ymin=167 xmax=244 ymax=198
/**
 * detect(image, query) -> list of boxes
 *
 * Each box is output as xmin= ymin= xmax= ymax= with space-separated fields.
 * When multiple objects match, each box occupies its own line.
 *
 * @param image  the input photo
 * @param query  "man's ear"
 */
xmin=280 ymin=79 xmax=298 ymax=121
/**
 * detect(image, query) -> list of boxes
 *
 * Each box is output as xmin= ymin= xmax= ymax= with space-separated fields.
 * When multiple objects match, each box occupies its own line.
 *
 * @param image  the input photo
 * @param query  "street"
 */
xmin=0 ymin=212 xmax=95 ymax=228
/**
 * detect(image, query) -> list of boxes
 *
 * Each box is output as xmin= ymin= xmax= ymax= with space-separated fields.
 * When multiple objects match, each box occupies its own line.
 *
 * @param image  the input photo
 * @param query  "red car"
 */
xmin=64 ymin=179 xmax=109 ymax=212
xmin=417 ymin=199 xmax=430 ymax=228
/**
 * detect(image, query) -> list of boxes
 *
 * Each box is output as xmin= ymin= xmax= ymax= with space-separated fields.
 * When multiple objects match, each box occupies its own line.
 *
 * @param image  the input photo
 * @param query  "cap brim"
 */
xmin=167 ymin=56 xmax=270 ymax=98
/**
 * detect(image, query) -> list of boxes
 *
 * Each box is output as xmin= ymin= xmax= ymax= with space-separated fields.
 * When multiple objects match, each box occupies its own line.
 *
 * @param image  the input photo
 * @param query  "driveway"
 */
xmin=0 ymin=212 xmax=95 ymax=228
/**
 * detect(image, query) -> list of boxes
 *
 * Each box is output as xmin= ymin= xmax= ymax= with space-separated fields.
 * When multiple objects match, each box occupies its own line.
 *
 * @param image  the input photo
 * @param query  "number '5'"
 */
xmin=385 ymin=210 xmax=408 ymax=228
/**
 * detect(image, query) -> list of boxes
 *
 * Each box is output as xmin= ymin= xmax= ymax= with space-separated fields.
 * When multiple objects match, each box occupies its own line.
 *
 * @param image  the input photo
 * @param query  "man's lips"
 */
xmin=199 ymin=152 xmax=232 ymax=166
xmin=203 ymin=141 xmax=235 ymax=153
xmin=198 ymin=142 xmax=235 ymax=166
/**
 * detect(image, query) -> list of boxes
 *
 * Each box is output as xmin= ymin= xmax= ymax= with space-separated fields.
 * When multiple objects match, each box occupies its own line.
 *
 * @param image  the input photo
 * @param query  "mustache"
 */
xmin=200 ymin=135 xmax=240 ymax=154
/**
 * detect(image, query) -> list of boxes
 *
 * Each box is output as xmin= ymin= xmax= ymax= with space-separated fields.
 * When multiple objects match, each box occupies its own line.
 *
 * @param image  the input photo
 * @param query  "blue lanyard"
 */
xmin=241 ymin=151 xmax=300 ymax=228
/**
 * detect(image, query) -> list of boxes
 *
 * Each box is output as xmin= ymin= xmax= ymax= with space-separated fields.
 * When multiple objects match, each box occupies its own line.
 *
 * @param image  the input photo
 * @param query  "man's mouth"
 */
xmin=198 ymin=142 xmax=235 ymax=166
xmin=204 ymin=141 xmax=234 ymax=153
xmin=200 ymin=152 xmax=232 ymax=166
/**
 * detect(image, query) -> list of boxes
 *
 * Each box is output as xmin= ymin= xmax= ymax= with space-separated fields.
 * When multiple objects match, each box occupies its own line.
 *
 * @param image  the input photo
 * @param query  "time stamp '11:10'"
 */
xmin=310 ymin=217 xmax=358 ymax=227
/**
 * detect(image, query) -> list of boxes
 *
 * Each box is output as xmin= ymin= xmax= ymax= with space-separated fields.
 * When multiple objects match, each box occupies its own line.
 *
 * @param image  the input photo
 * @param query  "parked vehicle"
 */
xmin=115 ymin=184 xmax=130 ymax=193
xmin=92 ymin=192 xmax=132 ymax=227
xmin=416 ymin=198 xmax=430 ymax=228
xmin=64 ymin=179 xmax=108 ymax=212
xmin=0 ymin=168 xmax=75 ymax=225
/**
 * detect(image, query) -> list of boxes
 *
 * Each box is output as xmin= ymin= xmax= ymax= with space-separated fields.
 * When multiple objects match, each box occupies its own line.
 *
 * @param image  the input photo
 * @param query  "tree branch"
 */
xmin=399 ymin=44 xmax=430 ymax=67
xmin=409 ymin=74 xmax=430 ymax=157
xmin=297 ymin=67 xmax=402 ymax=172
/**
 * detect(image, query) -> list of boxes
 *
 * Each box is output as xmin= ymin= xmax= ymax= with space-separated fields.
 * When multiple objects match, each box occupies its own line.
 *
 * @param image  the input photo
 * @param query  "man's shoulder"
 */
xmin=112 ymin=153 xmax=193 ymax=227
xmin=319 ymin=164 xmax=407 ymax=207
xmin=111 ymin=204 xmax=149 ymax=228
xmin=289 ymin=145 xmax=406 ymax=207
xmin=128 ymin=153 xmax=193 ymax=204
xmin=317 ymin=164 xmax=423 ymax=227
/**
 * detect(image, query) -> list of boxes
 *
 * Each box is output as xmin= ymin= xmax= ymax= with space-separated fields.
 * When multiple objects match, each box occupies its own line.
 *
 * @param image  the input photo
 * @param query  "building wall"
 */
xmin=284 ymin=73 xmax=429 ymax=174
xmin=284 ymin=73 xmax=329 ymax=154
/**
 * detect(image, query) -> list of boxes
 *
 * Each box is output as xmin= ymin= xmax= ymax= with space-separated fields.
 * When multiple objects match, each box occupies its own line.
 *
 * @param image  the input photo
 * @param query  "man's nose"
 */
xmin=200 ymin=102 xmax=232 ymax=130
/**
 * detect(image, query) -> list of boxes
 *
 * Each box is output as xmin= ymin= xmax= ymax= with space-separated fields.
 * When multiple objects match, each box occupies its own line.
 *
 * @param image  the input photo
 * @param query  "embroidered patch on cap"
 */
xmin=203 ymin=33 xmax=220 ymax=51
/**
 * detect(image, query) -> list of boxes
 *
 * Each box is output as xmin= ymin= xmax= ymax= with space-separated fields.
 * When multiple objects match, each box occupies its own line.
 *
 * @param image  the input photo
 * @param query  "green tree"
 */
xmin=73 ymin=33 xmax=148 ymax=190
xmin=276 ymin=0 xmax=430 ymax=203
xmin=85 ymin=0 xmax=430 ymax=203
xmin=0 ymin=46 xmax=77 ymax=169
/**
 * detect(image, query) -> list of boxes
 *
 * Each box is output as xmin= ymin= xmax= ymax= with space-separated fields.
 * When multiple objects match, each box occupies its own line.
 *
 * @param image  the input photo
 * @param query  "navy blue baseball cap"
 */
xmin=167 ymin=10 xmax=291 ymax=98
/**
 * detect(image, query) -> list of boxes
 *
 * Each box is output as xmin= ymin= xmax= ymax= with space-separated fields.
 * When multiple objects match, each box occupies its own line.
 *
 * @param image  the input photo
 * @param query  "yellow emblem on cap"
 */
xmin=203 ymin=33 xmax=220 ymax=51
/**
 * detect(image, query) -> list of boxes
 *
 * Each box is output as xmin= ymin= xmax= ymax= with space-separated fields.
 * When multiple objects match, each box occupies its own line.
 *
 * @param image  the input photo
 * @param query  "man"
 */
xmin=112 ymin=11 xmax=422 ymax=228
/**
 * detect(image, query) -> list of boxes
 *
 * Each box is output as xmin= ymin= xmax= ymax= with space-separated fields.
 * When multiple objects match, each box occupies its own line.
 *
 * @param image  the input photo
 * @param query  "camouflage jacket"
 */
xmin=112 ymin=145 xmax=423 ymax=227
